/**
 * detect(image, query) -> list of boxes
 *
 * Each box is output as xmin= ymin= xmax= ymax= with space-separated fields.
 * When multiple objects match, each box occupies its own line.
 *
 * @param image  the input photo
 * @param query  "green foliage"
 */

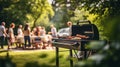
xmin=78 ymin=0 xmax=120 ymax=16
xmin=70 ymin=9 xmax=89 ymax=23
xmin=75 ymin=41 xmax=120 ymax=67
xmin=0 ymin=0 xmax=54 ymax=28
xmin=102 ymin=16 xmax=120 ymax=41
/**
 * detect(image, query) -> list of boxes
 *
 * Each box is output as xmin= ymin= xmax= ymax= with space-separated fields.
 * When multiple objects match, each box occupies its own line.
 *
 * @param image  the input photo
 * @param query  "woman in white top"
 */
xmin=17 ymin=25 xmax=23 ymax=36
xmin=16 ymin=25 xmax=24 ymax=48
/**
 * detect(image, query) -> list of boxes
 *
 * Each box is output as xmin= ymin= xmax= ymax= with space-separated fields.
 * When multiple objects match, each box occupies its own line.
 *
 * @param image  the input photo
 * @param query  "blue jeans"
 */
xmin=0 ymin=36 xmax=5 ymax=48
xmin=24 ymin=36 xmax=31 ymax=47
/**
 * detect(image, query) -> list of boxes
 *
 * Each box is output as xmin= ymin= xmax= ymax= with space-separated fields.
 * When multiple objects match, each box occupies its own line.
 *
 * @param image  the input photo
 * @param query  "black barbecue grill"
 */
xmin=53 ymin=20 xmax=99 ymax=50
xmin=72 ymin=20 xmax=99 ymax=40
xmin=52 ymin=20 xmax=99 ymax=67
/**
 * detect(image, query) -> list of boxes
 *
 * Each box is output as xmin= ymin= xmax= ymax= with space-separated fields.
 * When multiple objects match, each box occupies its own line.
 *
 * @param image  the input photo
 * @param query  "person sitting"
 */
xmin=31 ymin=27 xmax=37 ymax=36
xmin=40 ymin=27 xmax=48 ymax=49
xmin=33 ymin=31 xmax=42 ymax=49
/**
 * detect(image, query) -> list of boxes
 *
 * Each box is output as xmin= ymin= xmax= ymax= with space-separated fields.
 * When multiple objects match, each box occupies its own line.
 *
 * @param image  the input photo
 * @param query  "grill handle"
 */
xmin=77 ymin=20 xmax=91 ymax=25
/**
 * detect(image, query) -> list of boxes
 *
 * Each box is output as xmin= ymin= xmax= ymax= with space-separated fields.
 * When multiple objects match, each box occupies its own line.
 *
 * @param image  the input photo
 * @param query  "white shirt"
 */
xmin=17 ymin=28 xmax=23 ymax=36
xmin=51 ymin=27 xmax=57 ymax=37
xmin=0 ymin=25 xmax=6 ymax=36
xmin=68 ymin=26 xmax=72 ymax=36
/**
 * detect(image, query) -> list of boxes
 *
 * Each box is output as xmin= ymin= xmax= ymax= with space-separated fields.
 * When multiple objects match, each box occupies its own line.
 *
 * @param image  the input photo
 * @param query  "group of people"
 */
xmin=0 ymin=22 xmax=58 ymax=50
xmin=0 ymin=22 xmax=15 ymax=49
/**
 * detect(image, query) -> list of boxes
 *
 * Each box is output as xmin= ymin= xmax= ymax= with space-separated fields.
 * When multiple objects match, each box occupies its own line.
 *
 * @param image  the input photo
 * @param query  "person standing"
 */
xmin=0 ymin=22 xmax=7 ymax=49
xmin=7 ymin=23 xmax=15 ymax=49
xmin=50 ymin=24 xmax=57 ymax=38
xmin=23 ymin=23 xmax=31 ymax=48
xmin=67 ymin=21 xmax=72 ymax=39
xmin=17 ymin=25 xmax=23 ymax=36
xmin=16 ymin=25 xmax=24 ymax=48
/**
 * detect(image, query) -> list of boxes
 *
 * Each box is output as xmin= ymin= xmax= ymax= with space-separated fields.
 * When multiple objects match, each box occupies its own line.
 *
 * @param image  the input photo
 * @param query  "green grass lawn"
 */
xmin=0 ymin=47 xmax=78 ymax=67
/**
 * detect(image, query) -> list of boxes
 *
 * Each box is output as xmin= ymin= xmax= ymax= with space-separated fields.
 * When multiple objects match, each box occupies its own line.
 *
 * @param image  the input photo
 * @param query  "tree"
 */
xmin=78 ymin=0 xmax=120 ymax=40
xmin=0 ymin=0 xmax=54 ymax=28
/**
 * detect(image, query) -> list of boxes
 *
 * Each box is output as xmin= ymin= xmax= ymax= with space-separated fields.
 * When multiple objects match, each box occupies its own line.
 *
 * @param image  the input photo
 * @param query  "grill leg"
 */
xmin=70 ymin=49 xmax=73 ymax=67
xmin=56 ymin=47 xmax=59 ymax=67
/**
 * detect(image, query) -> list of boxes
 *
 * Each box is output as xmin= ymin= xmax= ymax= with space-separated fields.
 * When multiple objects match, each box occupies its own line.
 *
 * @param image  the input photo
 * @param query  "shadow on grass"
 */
xmin=0 ymin=49 xmax=8 ymax=53
xmin=0 ymin=50 xmax=62 ymax=67
xmin=24 ymin=61 xmax=40 ymax=67
xmin=0 ymin=51 xmax=16 ymax=67
xmin=24 ymin=61 xmax=56 ymax=67
xmin=39 ymin=53 xmax=48 ymax=58
xmin=38 ymin=53 xmax=64 ymax=64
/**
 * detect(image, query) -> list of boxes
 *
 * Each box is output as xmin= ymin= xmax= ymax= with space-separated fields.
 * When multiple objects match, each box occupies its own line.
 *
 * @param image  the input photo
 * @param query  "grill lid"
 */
xmin=71 ymin=20 xmax=99 ymax=40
